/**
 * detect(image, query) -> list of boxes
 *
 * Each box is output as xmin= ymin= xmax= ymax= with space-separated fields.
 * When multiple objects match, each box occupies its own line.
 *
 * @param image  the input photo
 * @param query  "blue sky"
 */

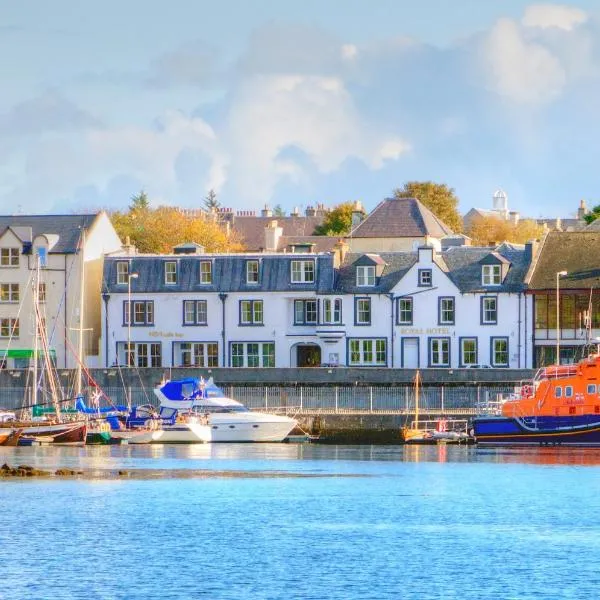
xmin=1 ymin=1 xmax=599 ymax=219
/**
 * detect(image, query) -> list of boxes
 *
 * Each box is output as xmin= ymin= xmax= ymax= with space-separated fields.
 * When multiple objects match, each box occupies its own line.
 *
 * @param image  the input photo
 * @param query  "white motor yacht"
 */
xmin=154 ymin=378 xmax=297 ymax=443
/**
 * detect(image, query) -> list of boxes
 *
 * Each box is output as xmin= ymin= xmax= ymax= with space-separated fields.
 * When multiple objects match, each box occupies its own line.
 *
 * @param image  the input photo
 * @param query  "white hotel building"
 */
xmin=101 ymin=241 xmax=534 ymax=370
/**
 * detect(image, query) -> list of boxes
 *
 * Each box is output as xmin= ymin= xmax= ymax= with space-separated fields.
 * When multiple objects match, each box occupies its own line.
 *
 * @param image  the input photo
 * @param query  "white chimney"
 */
xmin=264 ymin=220 xmax=283 ymax=251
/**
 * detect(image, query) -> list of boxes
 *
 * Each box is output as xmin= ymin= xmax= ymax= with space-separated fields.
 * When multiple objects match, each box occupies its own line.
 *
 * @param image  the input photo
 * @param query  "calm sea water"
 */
xmin=2 ymin=443 xmax=600 ymax=600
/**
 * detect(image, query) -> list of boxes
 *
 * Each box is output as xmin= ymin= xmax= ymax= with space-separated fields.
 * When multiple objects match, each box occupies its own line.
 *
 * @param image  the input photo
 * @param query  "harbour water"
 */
xmin=2 ymin=444 xmax=600 ymax=600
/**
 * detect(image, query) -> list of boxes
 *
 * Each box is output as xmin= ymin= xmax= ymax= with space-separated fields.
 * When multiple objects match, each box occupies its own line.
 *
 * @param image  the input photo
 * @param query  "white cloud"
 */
xmin=483 ymin=18 xmax=566 ymax=104
xmin=341 ymin=44 xmax=358 ymax=60
xmin=223 ymin=75 xmax=409 ymax=202
xmin=522 ymin=4 xmax=588 ymax=31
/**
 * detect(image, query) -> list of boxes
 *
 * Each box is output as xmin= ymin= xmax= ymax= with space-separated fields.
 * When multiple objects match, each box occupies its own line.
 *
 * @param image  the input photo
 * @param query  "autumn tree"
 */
xmin=465 ymin=215 xmax=544 ymax=246
xmin=394 ymin=181 xmax=463 ymax=232
xmin=313 ymin=202 xmax=352 ymax=236
xmin=111 ymin=204 xmax=244 ymax=254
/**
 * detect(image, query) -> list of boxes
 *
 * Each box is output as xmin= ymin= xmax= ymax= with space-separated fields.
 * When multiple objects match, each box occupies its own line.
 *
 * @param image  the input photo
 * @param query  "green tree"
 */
xmin=204 ymin=189 xmax=220 ymax=212
xmin=584 ymin=204 xmax=600 ymax=224
xmin=394 ymin=181 xmax=463 ymax=232
xmin=130 ymin=190 xmax=150 ymax=212
xmin=273 ymin=204 xmax=286 ymax=217
xmin=313 ymin=202 xmax=353 ymax=236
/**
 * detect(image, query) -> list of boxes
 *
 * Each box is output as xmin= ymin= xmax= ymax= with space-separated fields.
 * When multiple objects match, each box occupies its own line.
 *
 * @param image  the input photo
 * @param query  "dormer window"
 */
xmin=418 ymin=269 xmax=432 ymax=287
xmin=356 ymin=266 xmax=375 ymax=287
xmin=36 ymin=247 xmax=48 ymax=268
xmin=199 ymin=261 xmax=212 ymax=284
xmin=117 ymin=261 xmax=129 ymax=285
xmin=165 ymin=261 xmax=177 ymax=285
xmin=246 ymin=260 xmax=259 ymax=284
xmin=291 ymin=260 xmax=315 ymax=283
xmin=0 ymin=248 xmax=19 ymax=267
xmin=482 ymin=265 xmax=501 ymax=286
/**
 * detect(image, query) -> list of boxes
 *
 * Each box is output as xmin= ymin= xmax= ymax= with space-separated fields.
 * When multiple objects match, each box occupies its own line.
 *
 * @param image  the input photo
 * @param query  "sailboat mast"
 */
xmin=76 ymin=227 xmax=85 ymax=396
xmin=414 ymin=370 xmax=420 ymax=428
xmin=31 ymin=257 xmax=39 ymax=409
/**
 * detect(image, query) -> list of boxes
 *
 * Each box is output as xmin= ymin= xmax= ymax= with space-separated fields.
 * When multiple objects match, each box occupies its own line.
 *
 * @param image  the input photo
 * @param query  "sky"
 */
xmin=1 ymin=1 xmax=599 ymax=218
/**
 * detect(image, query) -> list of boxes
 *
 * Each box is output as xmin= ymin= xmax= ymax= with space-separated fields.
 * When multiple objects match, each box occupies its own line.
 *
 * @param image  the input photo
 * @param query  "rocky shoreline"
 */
xmin=0 ymin=463 xmax=365 ymax=480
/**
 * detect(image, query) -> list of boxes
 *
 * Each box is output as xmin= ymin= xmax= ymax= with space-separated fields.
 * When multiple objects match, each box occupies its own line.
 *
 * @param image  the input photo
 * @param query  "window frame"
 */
xmin=396 ymin=297 xmax=413 ymax=325
xmin=239 ymin=299 xmax=264 ymax=326
xmin=246 ymin=260 xmax=259 ymax=284
xmin=490 ymin=336 xmax=509 ymax=367
xmin=438 ymin=296 xmax=455 ymax=325
xmin=322 ymin=298 xmax=342 ymax=324
xmin=182 ymin=299 xmax=208 ymax=326
xmin=0 ymin=318 xmax=19 ymax=338
xmin=293 ymin=299 xmax=318 ymax=325
xmin=229 ymin=341 xmax=275 ymax=367
xmin=481 ymin=296 xmax=498 ymax=325
xmin=418 ymin=268 xmax=432 ymax=287
xmin=347 ymin=338 xmax=387 ymax=366
xmin=199 ymin=260 xmax=212 ymax=285
xmin=429 ymin=337 xmax=451 ymax=367
xmin=0 ymin=248 xmax=19 ymax=267
xmin=356 ymin=265 xmax=376 ymax=287
xmin=123 ymin=300 xmax=155 ymax=326
xmin=354 ymin=297 xmax=371 ymax=326
xmin=116 ymin=261 xmax=129 ymax=285
xmin=164 ymin=261 xmax=177 ymax=285
xmin=482 ymin=264 xmax=502 ymax=286
xmin=459 ymin=337 xmax=478 ymax=367
xmin=290 ymin=260 xmax=315 ymax=284
xmin=174 ymin=341 xmax=219 ymax=367
xmin=0 ymin=283 xmax=19 ymax=303
xmin=118 ymin=341 xmax=162 ymax=367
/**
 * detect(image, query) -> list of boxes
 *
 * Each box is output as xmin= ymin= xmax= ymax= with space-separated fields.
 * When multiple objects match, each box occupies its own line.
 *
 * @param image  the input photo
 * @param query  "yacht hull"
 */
xmin=116 ymin=422 xmax=212 ymax=444
xmin=209 ymin=414 xmax=297 ymax=443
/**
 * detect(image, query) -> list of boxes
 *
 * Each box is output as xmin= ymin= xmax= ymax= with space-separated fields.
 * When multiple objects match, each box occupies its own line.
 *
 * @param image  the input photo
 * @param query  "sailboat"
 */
xmin=0 ymin=257 xmax=87 ymax=445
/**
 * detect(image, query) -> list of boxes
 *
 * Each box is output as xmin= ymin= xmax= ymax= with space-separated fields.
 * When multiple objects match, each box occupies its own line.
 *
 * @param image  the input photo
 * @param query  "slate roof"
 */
xmin=351 ymin=197 xmax=454 ymax=238
xmin=230 ymin=216 xmax=326 ymax=251
xmin=278 ymin=235 xmax=339 ymax=253
xmin=0 ymin=214 xmax=97 ymax=253
xmin=103 ymin=254 xmax=335 ymax=294
xmin=527 ymin=232 xmax=600 ymax=290
xmin=336 ymin=244 xmax=530 ymax=294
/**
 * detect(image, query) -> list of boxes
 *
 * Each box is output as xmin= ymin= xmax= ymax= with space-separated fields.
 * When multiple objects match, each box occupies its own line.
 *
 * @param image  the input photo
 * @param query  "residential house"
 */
xmin=0 ymin=212 xmax=122 ymax=369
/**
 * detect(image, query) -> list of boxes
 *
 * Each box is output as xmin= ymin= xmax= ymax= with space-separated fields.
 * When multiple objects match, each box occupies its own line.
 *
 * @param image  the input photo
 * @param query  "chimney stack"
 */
xmin=351 ymin=200 xmax=366 ymax=229
xmin=264 ymin=220 xmax=283 ymax=252
xmin=261 ymin=204 xmax=273 ymax=218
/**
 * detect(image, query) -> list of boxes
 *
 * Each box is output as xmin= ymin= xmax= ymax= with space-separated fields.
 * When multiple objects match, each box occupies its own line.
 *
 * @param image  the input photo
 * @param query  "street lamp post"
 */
xmin=127 ymin=273 xmax=138 ymax=367
xmin=556 ymin=270 xmax=568 ymax=365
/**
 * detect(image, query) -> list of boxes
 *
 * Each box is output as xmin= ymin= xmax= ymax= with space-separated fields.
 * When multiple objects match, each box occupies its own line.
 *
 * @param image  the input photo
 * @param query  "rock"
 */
xmin=118 ymin=470 xmax=128 ymax=476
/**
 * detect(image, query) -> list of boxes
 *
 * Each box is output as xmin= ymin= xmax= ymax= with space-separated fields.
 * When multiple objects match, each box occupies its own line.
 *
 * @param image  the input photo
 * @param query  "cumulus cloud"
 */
xmin=522 ymin=4 xmax=588 ymax=30
xmin=483 ymin=18 xmax=567 ymax=104
xmin=223 ymin=75 xmax=409 ymax=202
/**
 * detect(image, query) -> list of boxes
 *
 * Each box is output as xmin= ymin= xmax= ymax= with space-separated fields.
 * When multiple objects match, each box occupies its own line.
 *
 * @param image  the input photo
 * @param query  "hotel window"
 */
xmin=0 ymin=248 xmax=19 ymax=267
xmin=397 ymin=298 xmax=413 ymax=325
xmin=246 ymin=260 xmax=259 ymax=284
xmin=118 ymin=342 xmax=162 ymax=367
xmin=356 ymin=266 xmax=375 ymax=287
xmin=460 ymin=338 xmax=477 ymax=367
xmin=0 ymin=284 xmax=19 ymax=303
xmin=491 ymin=337 xmax=509 ymax=367
xmin=183 ymin=300 xmax=208 ymax=325
xmin=240 ymin=300 xmax=263 ymax=325
xmin=123 ymin=300 xmax=154 ymax=326
xmin=482 ymin=265 xmax=501 ymax=286
xmin=418 ymin=269 xmax=432 ymax=287
xmin=290 ymin=260 xmax=315 ymax=283
xmin=429 ymin=338 xmax=450 ymax=367
xmin=37 ymin=247 xmax=48 ymax=267
xmin=164 ymin=261 xmax=177 ymax=285
xmin=323 ymin=298 xmax=342 ymax=324
xmin=348 ymin=338 xmax=387 ymax=366
xmin=176 ymin=342 xmax=218 ymax=367
xmin=0 ymin=318 xmax=19 ymax=338
xmin=355 ymin=298 xmax=371 ymax=325
xmin=116 ymin=261 xmax=129 ymax=285
xmin=439 ymin=297 xmax=455 ymax=325
xmin=230 ymin=342 xmax=275 ymax=367
xmin=199 ymin=261 xmax=212 ymax=284
xmin=294 ymin=299 xmax=317 ymax=325
xmin=38 ymin=283 xmax=46 ymax=303
xmin=481 ymin=297 xmax=497 ymax=325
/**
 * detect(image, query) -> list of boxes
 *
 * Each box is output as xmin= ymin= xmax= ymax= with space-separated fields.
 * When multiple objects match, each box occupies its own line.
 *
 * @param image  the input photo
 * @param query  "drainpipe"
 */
xmin=102 ymin=292 xmax=110 ymax=367
xmin=64 ymin=255 xmax=68 ymax=368
xmin=219 ymin=293 xmax=228 ymax=366
xmin=517 ymin=292 xmax=522 ymax=369
xmin=388 ymin=294 xmax=395 ymax=368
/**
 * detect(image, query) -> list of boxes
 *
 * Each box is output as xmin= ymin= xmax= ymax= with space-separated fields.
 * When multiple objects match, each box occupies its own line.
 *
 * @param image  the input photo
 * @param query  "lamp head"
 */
xmin=557 ymin=271 xmax=568 ymax=277
xmin=130 ymin=273 xmax=139 ymax=280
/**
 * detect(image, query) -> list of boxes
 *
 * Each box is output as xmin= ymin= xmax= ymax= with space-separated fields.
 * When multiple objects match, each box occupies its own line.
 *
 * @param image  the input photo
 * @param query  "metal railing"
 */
xmin=0 ymin=384 xmax=516 ymax=415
